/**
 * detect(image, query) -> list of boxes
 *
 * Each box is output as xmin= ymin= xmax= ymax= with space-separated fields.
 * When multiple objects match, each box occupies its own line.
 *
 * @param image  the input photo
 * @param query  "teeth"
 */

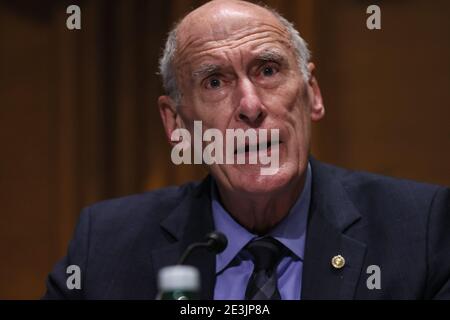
xmin=258 ymin=143 xmax=268 ymax=151
xmin=235 ymin=140 xmax=280 ymax=154
xmin=236 ymin=145 xmax=256 ymax=154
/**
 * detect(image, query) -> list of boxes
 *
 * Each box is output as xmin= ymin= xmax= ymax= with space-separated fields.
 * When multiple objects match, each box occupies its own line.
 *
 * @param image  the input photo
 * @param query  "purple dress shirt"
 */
xmin=212 ymin=163 xmax=312 ymax=300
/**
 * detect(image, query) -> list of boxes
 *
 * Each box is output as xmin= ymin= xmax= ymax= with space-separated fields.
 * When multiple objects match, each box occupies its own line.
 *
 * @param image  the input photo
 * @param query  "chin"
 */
xmin=226 ymin=163 xmax=299 ymax=196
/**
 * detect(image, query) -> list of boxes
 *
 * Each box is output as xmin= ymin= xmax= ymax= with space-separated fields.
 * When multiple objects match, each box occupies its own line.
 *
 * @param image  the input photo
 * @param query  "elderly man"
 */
xmin=44 ymin=0 xmax=449 ymax=299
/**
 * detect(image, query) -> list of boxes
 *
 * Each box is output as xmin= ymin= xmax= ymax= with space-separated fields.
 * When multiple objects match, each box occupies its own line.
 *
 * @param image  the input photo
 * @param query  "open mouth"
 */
xmin=234 ymin=140 xmax=281 ymax=155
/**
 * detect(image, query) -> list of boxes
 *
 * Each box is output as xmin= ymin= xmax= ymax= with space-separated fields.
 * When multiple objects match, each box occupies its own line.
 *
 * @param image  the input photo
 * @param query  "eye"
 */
xmin=260 ymin=64 xmax=279 ymax=77
xmin=263 ymin=66 xmax=274 ymax=76
xmin=205 ymin=77 xmax=222 ymax=89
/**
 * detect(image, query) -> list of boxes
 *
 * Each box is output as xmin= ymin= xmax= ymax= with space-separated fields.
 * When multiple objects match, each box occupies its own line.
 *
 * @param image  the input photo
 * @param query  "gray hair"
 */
xmin=159 ymin=5 xmax=311 ymax=104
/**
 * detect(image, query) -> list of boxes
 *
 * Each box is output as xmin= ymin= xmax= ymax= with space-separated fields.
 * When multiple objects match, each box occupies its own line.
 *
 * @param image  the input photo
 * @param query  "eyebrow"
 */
xmin=255 ymin=49 xmax=287 ymax=65
xmin=192 ymin=64 xmax=223 ymax=80
xmin=191 ymin=49 xmax=288 ymax=80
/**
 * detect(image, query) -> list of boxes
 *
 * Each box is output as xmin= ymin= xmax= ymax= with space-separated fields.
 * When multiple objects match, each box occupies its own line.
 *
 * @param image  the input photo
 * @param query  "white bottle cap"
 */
xmin=158 ymin=265 xmax=200 ymax=292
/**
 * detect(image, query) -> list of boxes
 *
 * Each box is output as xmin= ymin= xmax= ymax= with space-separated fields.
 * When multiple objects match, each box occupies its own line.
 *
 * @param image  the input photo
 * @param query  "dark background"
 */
xmin=0 ymin=0 xmax=449 ymax=299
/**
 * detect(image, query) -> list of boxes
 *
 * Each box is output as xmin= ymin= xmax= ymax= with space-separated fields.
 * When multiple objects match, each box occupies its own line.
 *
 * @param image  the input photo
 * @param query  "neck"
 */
xmin=216 ymin=173 xmax=307 ymax=235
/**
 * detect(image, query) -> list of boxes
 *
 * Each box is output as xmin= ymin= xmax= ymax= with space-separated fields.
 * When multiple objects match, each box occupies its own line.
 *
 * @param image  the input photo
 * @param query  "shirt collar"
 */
xmin=211 ymin=163 xmax=312 ymax=274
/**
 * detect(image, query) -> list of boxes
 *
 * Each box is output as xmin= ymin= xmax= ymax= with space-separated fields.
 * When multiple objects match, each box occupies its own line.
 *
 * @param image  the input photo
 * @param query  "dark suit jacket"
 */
xmin=44 ymin=158 xmax=450 ymax=299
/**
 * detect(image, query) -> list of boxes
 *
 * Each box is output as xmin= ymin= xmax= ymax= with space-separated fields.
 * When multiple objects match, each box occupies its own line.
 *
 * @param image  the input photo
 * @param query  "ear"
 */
xmin=158 ymin=95 xmax=183 ymax=146
xmin=307 ymin=63 xmax=325 ymax=122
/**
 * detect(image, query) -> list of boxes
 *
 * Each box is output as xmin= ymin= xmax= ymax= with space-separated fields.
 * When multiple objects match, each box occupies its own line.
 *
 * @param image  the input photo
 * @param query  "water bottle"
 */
xmin=157 ymin=265 xmax=200 ymax=300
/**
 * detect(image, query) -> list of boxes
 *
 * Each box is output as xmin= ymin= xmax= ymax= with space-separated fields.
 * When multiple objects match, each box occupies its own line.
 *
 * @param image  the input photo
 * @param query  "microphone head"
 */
xmin=205 ymin=231 xmax=228 ymax=254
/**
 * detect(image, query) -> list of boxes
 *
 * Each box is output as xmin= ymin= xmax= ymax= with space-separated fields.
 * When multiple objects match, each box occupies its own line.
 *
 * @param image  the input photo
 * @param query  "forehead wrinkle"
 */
xmin=176 ymin=22 xmax=290 ymax=64
xmin=210 ymin=22 xmax=288 ymax=46
xmin=223 ymin=33 xmax=291 ymax=53
xmin=176 ymin=34 xmax=292 ymax=72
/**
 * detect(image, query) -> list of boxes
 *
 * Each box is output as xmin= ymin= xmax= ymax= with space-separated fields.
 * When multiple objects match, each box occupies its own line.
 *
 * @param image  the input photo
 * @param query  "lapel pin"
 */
xmin=331 ymin=255 xmax=345 ymax=269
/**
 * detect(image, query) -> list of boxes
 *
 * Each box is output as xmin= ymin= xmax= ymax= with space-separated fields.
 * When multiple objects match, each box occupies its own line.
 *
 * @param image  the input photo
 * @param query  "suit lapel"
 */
xmin=302 ymin=158 xmax=367 ymax=299
xmin=152 ymin=158 xmax=368 ymax=300
xmin=151 ymin=176 xmax=217 ymax=299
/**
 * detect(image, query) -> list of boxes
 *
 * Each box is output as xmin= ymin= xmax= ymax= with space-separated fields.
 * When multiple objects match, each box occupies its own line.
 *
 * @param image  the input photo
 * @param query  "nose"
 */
xmin=236 ymin=79 xmax=266 ymax=127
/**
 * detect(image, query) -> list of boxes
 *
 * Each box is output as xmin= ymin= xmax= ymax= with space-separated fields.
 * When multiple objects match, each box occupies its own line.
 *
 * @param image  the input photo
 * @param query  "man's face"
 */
xmin=161 ymin=2 xmax=324 ymax=196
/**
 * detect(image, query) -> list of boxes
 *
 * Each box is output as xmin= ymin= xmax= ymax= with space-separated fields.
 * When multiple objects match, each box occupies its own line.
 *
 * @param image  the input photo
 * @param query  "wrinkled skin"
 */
xmin=159 ymin=0 xmax=324 ymax=234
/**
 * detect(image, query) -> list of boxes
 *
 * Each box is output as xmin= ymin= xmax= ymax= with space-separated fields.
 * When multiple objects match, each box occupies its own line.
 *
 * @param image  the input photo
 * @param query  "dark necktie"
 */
xmin=244 ymin=237 xmax=285 ymax=300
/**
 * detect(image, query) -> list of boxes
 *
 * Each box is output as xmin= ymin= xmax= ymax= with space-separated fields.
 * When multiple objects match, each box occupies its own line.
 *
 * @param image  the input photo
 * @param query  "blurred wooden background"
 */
xmin=0 ymin=0 xmax=449 ymax=299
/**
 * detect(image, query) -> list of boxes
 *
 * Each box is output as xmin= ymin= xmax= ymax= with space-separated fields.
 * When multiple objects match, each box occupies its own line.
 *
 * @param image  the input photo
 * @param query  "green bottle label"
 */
xmin=161 ymin=290 xmax=198 ymax=300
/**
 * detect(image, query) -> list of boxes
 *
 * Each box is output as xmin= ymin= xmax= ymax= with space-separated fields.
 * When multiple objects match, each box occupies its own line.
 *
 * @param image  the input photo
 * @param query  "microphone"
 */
xmin=177 ymin=231 xmax=228 ymax=265
xmin=157 ymin=231 xmax=228 ymax=300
